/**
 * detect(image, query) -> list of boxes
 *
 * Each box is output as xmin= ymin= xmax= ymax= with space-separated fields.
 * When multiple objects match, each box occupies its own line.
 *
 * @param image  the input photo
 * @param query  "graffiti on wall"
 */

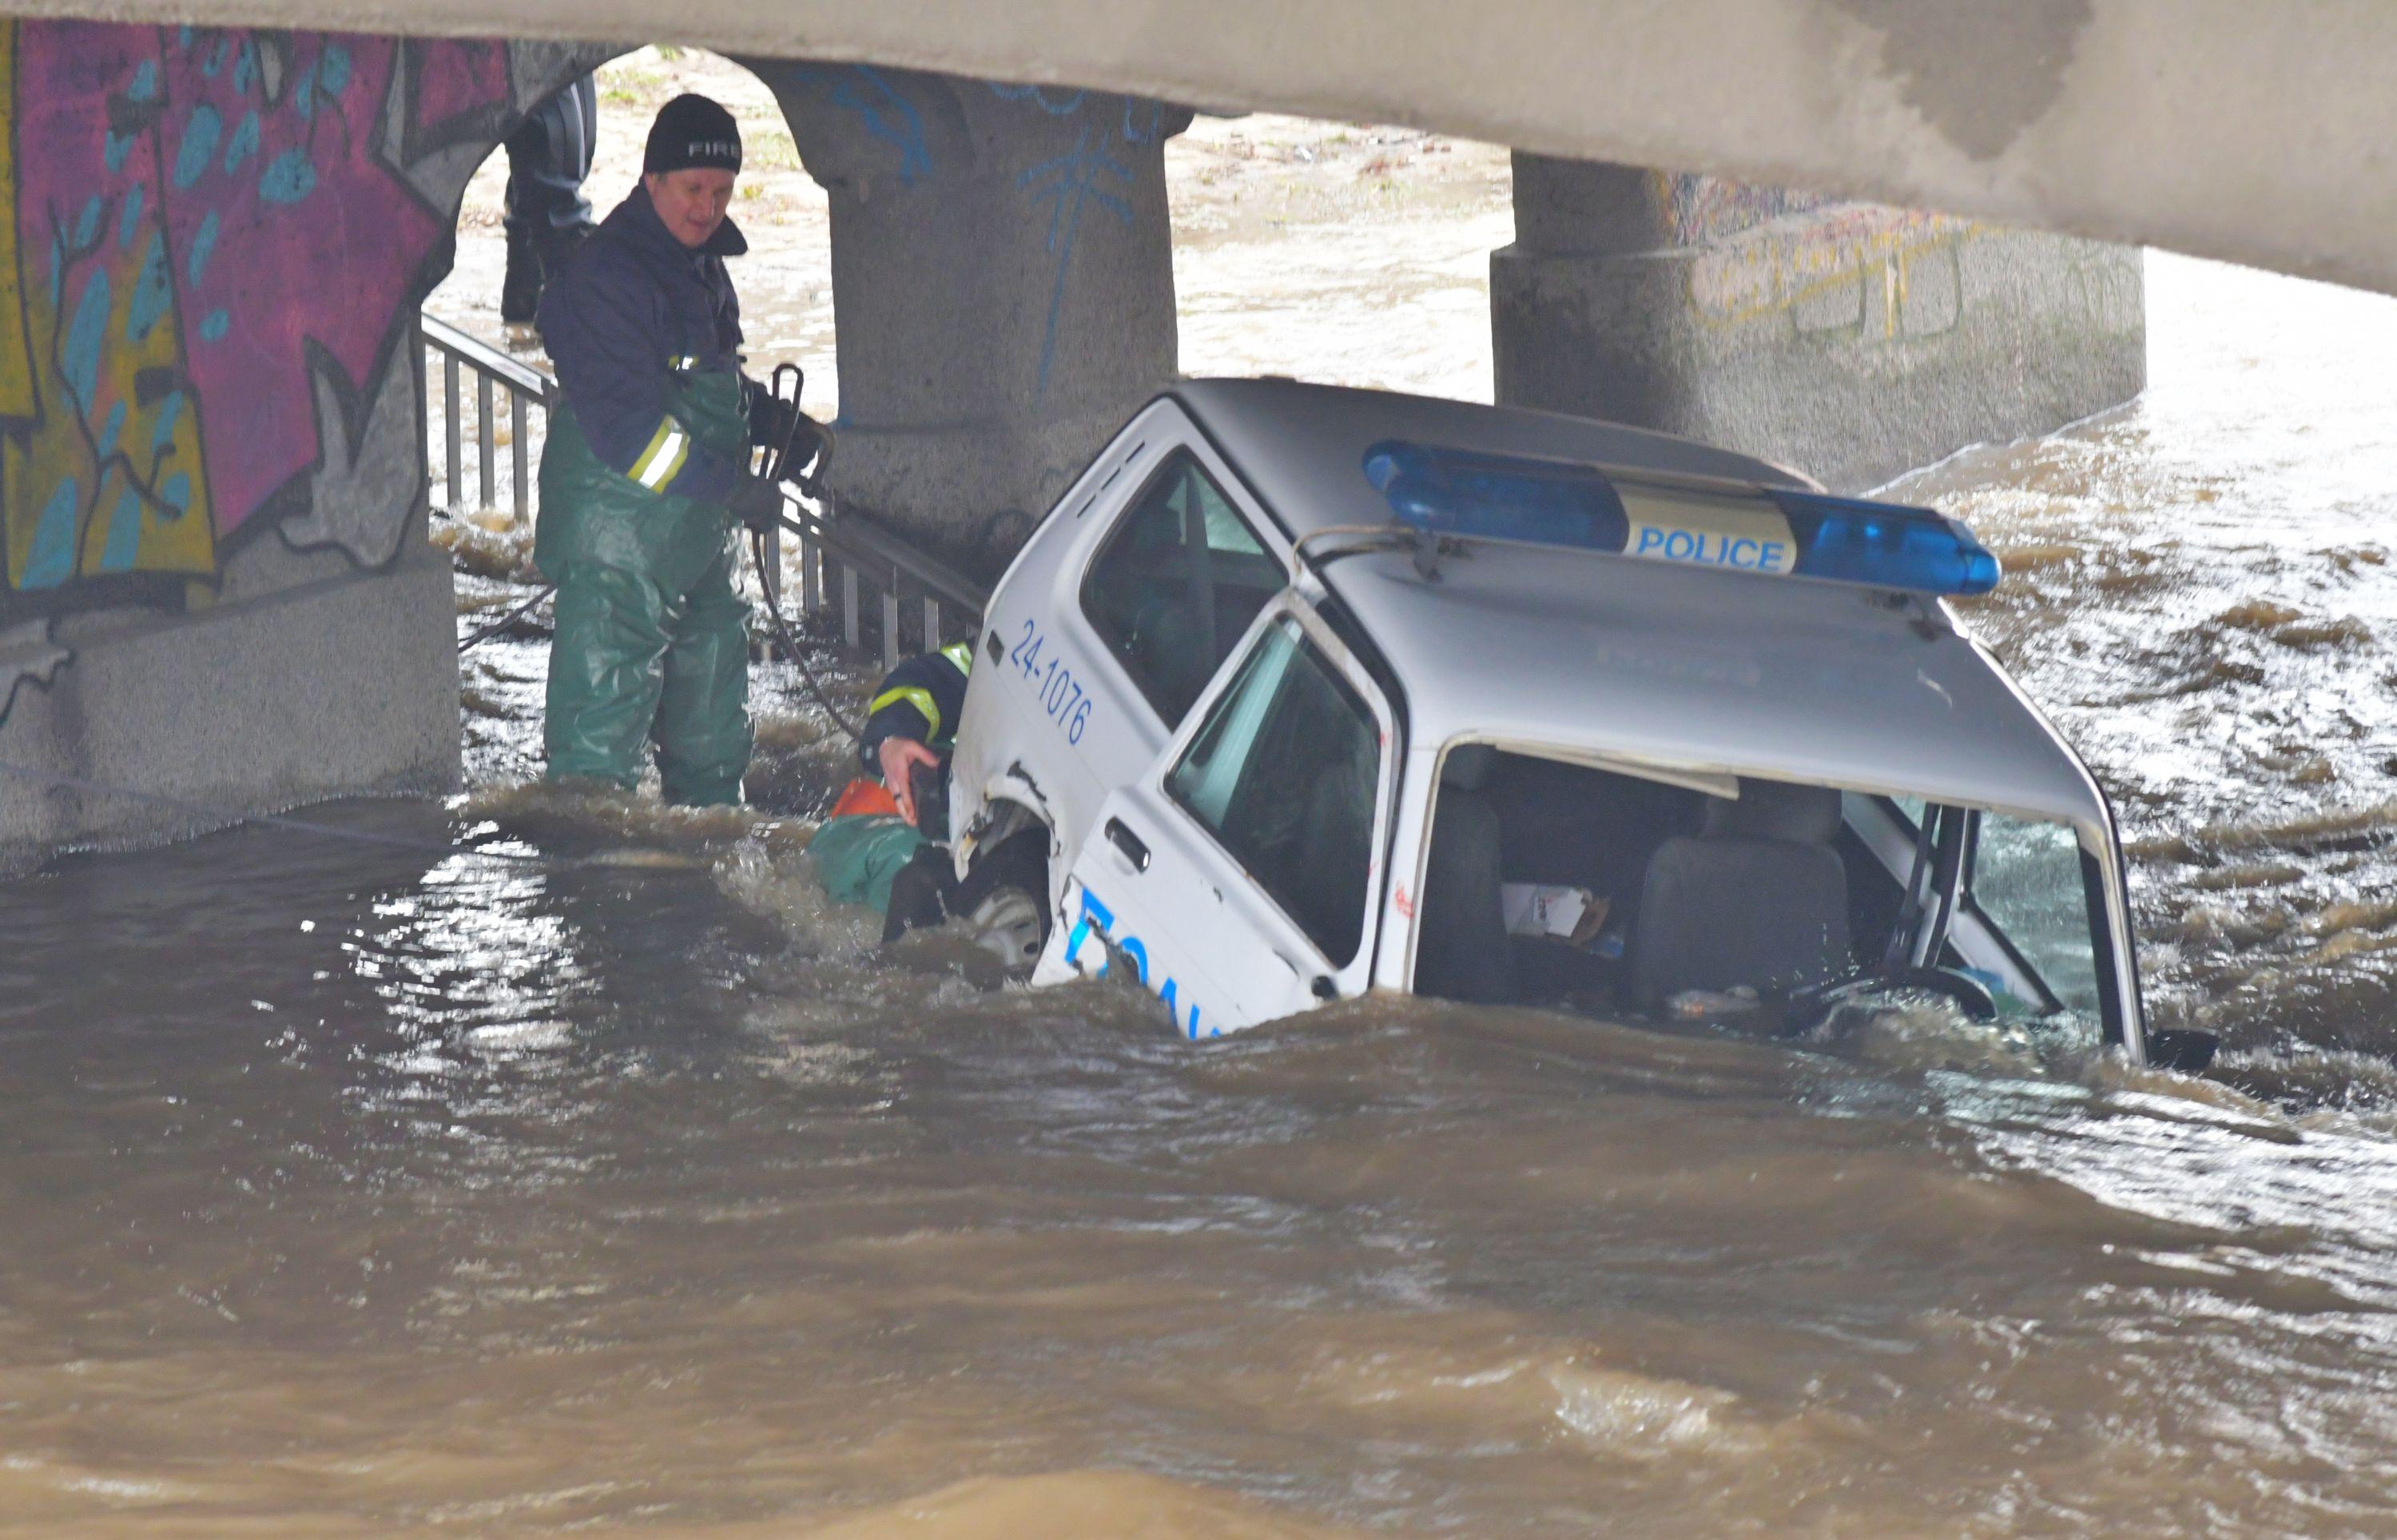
xmin=991 ymin=86 xmax=1177 ymax=398
xmin=0 ymin=21 xmax=539 ymax=623
xmin=1655 ymin=170 xmax=1978 ymax=337
xmin=766 ymin=62 xmax=1175 ymax=406
xmin=1660 ymin=176 xmax=1837 ymax=248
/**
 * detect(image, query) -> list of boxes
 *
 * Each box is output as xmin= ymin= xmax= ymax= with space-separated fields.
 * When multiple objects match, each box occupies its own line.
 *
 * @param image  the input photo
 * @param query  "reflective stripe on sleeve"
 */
xmin=629 ymin=417 xmax=690 ymax=491
xmin=868 ymin=685 xmax=942 ymax=743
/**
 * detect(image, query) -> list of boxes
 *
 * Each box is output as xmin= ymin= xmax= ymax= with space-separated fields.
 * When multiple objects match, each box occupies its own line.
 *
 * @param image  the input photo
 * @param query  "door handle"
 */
xmin=1104 ymin=817 xmax=1151 ymax=871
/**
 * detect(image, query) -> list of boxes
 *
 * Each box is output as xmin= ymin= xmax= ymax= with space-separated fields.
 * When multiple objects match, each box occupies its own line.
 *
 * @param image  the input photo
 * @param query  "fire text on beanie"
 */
xmin=643 ymin=93 xmax=741 ymax=175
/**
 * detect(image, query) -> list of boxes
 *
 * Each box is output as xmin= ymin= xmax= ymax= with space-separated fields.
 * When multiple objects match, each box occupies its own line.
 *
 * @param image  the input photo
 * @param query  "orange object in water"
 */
xmin=829 ymin=778 xmax=901 ymax=820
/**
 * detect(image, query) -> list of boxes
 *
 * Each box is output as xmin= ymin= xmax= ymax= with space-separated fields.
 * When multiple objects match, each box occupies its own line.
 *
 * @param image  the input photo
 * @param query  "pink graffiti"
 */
xmin=15 ymin=22 xmax=511 ymax=539
xmin=410 ymin=38 xmax=511 ymax=142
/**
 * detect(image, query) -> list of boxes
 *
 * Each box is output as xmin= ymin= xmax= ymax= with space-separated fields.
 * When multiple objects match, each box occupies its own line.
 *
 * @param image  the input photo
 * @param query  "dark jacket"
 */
xmin=537 ymin=183 xmax=769 ymax=504
xmin=857 ymin=643 xmax=976 ymax=772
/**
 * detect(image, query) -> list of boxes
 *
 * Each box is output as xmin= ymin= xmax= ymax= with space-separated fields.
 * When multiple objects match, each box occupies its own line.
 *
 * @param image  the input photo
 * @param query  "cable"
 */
xmin=749 ymin=374 xmax=864 ymax=743
xmin=457 ymin=582 xmax=557 ymax=653
xmin=753 ymin=523 xmax=862 ymax=741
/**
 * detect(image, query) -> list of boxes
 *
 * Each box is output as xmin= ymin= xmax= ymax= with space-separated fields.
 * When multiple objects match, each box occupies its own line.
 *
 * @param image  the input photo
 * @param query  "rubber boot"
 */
xmin=502 ymin=220 xmax=542 ymax=327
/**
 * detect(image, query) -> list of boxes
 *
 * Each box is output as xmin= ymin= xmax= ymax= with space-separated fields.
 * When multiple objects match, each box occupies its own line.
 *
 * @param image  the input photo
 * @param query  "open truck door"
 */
xmin=1036 ymin=597 xmax=1398 ymax=1038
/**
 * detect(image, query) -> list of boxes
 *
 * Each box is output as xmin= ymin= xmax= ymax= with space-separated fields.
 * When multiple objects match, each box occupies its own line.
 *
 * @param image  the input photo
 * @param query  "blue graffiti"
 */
xmin=173 ymin=105 xmax=221 ymax=191
xmin=259 ymin=148 xmax=316 ymax=204
xmin=790 ymin=64 xmax=933 ymax=185
xmin=988 ymin=81 xmax=1088 ymax=117
xmin=1018 ymin=124 xmax=1135 ymax=395
xmin=21 ymin=480 xmax=81 ymax=589
xmin=126 ymin=233 xmax=173 ymax=343
xmin=150 ymin=391 xmax=185 ymax=454
xmin=117 ymin=182 xmax=144 ymax=249
xmin=1122 ymin=99 xmax=1168 ymax=146
xmin=62 ymin=271 xmax=111 ymax=414
xmin=198 ymin=308 xmax=229 ymax=343
xmin=71 ymin=195 xmax=103 ymax=250
xmin=223 ymin=110 xmax=260 ymax=175
xmin=97 ymin=485 xmax=144 ymax=574
xmin=186 ymin=211 xmax=218 ymax=287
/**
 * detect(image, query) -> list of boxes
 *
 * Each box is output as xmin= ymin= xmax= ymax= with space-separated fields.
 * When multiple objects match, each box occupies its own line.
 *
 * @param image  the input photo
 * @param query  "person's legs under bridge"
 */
xmin=503 ymin=75 xmax=598 ymax=335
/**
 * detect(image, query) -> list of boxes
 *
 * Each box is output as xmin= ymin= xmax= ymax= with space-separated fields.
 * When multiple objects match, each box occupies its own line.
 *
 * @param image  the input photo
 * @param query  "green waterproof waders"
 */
xmin=807 ymin=814 xmax=932 ymax=915
xmin=536 ymin=371 xmax=753 ymax=805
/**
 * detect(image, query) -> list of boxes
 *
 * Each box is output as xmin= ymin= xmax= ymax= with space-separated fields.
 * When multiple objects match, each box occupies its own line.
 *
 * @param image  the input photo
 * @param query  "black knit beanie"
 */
xmin=644 ymin=94 xmax=742 ymax=175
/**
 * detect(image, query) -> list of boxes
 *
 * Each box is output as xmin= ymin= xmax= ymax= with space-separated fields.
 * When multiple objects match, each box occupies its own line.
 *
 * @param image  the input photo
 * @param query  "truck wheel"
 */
xmin=956 ymin=832 xmax=1050 ymax=979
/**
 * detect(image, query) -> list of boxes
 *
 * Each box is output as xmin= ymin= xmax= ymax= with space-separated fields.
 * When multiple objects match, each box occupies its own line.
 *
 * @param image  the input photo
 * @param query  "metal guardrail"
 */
xmin=418 ymin=312 xmax=988 ymax=672
xmin=420 ymin=312 xmax=553 ymax=522
xmin=775 ymin=492 xmax=992 ymax=673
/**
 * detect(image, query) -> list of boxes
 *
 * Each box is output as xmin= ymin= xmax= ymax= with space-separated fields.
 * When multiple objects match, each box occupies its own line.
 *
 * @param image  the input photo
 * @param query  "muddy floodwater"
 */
xmin=13 ymin=51 xmax=2397 ymax=1534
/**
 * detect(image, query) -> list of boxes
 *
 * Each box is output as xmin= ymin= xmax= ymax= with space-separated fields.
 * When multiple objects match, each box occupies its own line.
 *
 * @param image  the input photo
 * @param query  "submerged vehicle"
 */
xmin=938 ymin=380 xmax=2153 ymax=1063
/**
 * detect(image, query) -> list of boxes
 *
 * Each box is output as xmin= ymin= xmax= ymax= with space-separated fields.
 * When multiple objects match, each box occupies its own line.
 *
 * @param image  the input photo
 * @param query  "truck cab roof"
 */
xmin=1169 ymin=377 xmax=2104 ymax=831
xmin=1170 ymin=376 xmax=1815 ymax=540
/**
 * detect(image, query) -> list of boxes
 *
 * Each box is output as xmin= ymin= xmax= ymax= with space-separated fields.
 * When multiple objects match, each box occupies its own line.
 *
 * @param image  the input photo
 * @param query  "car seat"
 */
xmin=1628 ymin=780 xmax=1852 ymax=1006
xmin=1413 ymin=745 xmax=1516 ymax=1005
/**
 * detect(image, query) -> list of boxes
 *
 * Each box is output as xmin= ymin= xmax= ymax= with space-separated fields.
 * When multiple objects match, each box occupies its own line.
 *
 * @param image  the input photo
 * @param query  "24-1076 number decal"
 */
xmin=1010 ymin=617 xmax=1091 ymax=744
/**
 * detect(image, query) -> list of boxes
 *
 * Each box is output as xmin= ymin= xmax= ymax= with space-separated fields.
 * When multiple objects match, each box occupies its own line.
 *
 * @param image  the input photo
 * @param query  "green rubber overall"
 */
xmin=536 ymin=369 xmax=753 ymax=805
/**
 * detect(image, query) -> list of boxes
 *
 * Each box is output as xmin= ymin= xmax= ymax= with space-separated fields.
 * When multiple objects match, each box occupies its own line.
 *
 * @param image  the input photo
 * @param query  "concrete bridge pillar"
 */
xmin=749 ymin=62 xmax=1190 ymax=576
xmin=1492 ymin=153 xmax=2145 ymax=493
xmin=0 ymin=23 xmax=608 ymax=871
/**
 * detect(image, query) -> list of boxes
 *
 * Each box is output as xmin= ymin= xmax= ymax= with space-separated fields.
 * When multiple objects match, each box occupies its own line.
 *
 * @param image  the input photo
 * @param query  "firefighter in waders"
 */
xmin=534 ymin=93 xmax=813 ymax=805
xmin=817 ymin=641 xmax=1048 ymax=966
xmin=809 ymin=643 xmax=976 ymax=927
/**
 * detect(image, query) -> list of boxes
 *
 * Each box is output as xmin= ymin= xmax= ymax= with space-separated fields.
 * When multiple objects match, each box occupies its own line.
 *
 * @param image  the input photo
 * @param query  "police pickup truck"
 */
xmin=937 ymin=379 xmax=2157 ymax=1065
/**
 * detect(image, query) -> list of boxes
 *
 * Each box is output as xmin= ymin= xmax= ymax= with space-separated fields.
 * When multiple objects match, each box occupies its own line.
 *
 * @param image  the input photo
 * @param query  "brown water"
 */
xmin=18 ymin=50 xmax=2397 ymax=1535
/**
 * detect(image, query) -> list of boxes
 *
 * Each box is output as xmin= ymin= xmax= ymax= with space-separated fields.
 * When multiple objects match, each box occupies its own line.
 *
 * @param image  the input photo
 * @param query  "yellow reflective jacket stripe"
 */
xmin=867 ymin=684 xmax=943 ymax=742
xmin=629 ymin=415 xmax=691 ymax=491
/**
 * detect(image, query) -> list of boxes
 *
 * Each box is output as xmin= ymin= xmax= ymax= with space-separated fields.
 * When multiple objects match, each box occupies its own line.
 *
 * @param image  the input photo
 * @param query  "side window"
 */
xmin=1970 ymin=814 xmax=2105 ymax=1016
xmin=1080 ymin=450 xmax=1280 ymax=726
xmin=1167 ymin=618 xmax=1382 ymax=966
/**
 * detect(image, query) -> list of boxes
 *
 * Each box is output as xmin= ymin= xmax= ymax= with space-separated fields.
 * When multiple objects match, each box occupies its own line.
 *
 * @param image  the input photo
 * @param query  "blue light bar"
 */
xmin=1769 ymin=488 xmax=2001 ymax=597
xmin=1361 ymin=440 xmax=1999 ymax=597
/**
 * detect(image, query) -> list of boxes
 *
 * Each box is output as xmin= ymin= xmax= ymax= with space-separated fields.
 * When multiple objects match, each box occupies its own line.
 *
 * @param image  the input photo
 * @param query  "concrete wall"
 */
xmin=0 ymin=21 xmax=602 ymax=871
xmin=753 ymin=62 xmax=1189 ymax=576
xmin=1493 ymin=158 xmax=2144 ymax=492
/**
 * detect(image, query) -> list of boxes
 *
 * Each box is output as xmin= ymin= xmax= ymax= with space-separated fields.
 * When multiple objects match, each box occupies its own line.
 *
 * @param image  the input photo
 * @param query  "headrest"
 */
xmin=1441 ymin=744 xmax=1496 ymax=792
xmin=1701 ymin=780 xmax=1842 ymax=844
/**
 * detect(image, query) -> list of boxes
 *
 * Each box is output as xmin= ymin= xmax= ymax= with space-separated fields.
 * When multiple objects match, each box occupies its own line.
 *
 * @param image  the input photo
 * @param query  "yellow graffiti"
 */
xmin=0 ymin=21 xmax=30 ymax=423
xmin=2 ymin=22 xmax=215 ymax=593
xmin=1687 ymin=208 xmax=1982 ymax=332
